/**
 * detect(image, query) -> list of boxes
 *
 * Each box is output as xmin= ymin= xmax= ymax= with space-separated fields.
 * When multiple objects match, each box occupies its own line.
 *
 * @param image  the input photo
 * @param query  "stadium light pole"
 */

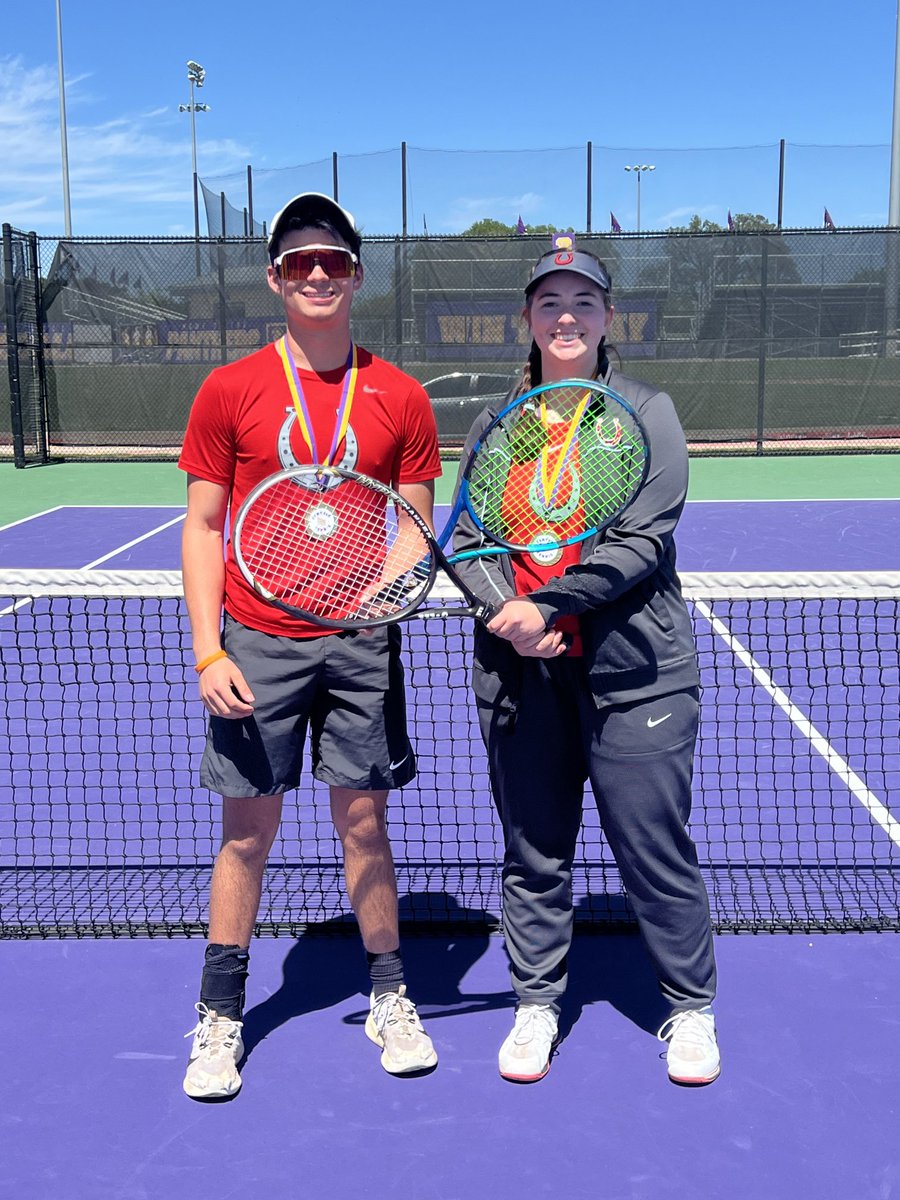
xmin=624 ymin=164 xmax=655 ymax=233
xmin=179 ymin=61 xmax=210 ymax=239
xmin=886 ymin=0 xmax=900 ymax=354
xmin=890 ymin=0 xmax=900 ymax=226
xmin=55 ymin=0 xmax=72 ymax=236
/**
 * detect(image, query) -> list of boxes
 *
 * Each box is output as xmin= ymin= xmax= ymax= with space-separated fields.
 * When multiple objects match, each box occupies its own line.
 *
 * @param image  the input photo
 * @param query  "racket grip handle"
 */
xmin=479 ymin=603 xmax=499 ymax=625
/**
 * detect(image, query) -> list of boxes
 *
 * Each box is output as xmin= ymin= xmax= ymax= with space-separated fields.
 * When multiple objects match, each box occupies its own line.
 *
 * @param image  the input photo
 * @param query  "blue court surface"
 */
xmin=2 ymin=499 xmax=900 ymax=1200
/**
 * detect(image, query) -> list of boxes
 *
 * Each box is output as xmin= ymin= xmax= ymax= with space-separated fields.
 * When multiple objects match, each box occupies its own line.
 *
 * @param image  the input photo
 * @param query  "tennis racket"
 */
xmin=233 ymin=465 xmax=494 ymax=628
xmin=232 ymin=378 xmax=649 ymax=630
xmin=445 ymin=377 xmax=649 ymax=560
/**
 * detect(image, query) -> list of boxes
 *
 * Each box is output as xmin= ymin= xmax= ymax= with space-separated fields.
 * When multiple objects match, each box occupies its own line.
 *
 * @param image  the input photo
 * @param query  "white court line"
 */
xmin=0 ymin=512 xmax=187 ymax=617
xmin=82 ymin=512 xmax=187 ymax=570
xmin=693 ymin=598 xmax=900 ymax=847
xmin=0 ymin=506 xmax=64 ymax=533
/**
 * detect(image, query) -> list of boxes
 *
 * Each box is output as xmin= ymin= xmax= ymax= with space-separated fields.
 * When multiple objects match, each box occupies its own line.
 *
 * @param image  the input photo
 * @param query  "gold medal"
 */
xmin=528 ymin=530 xmax=564 ymax=567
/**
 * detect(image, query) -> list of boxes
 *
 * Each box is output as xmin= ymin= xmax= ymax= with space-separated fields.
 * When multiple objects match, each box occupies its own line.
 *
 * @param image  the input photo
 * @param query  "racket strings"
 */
xmin=465 ymin=385 xmax=648 ymax=550
xmin=238 ymin=477 xmax=434 ymax=622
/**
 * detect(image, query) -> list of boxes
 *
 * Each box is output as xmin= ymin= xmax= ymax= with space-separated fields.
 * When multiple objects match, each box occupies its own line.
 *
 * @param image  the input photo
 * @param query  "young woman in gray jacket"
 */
xmin=451 ymin=243 xmax=720 ymax=1086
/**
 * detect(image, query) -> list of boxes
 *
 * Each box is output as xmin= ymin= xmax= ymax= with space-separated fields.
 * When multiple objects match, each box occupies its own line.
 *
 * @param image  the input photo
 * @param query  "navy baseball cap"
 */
xmin=525 ymin=241 xmax=612 ymax=296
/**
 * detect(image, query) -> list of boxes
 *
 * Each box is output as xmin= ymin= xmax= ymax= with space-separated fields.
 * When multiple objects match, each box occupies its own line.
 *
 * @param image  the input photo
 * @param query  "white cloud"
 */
xmin=659 ymin=204 xmax=720 ymax=226
xmin=440 ymin=191 xmax=545 ymax=233
xmin=0 ymin=55 xmax=252 ymax=235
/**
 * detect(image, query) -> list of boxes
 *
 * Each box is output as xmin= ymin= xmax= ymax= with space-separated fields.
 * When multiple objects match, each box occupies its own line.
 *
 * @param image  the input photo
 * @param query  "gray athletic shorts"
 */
xmin=199 ymin=615 xmax=417 ymax=797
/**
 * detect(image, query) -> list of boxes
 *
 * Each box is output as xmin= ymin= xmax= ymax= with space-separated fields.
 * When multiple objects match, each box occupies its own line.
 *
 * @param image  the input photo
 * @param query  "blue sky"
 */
xmin=1 ymin=0 xmax=898 ymax=238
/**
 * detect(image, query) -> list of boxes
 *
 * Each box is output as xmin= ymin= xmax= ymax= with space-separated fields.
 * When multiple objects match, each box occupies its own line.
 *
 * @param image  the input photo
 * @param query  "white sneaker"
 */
xmin=498 ymin=1004 xmax=558 ymax=1082
xmin=657 ymin=1006 xmax=720 ymax=1085
xmin=182 ymin=1002 xmax=244 ymax=1099
xmin=365 ymin=985 xmax=438 ymax=1075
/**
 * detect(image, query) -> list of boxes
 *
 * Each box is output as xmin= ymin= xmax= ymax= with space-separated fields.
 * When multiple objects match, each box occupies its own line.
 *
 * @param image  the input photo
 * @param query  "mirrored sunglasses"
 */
xmin=274 ymin=244 xmax=358 ymax=281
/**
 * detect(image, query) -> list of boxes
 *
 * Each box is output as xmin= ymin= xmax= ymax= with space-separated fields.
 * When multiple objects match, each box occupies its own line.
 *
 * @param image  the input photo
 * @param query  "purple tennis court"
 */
xmin=2 ymin=498 xmax=899 ymax=1198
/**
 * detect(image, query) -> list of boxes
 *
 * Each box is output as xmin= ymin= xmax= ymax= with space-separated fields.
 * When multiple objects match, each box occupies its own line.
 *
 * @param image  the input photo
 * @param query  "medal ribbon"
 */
xmin=278 ymin=337 xmax=358 ymax=466
xmin=538 ymin=388 xmax=592 ymax=508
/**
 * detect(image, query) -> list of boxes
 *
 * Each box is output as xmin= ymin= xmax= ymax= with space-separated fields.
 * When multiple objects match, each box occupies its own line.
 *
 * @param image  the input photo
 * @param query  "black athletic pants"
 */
xmin=474 ymin=654 xmax=717 ymax=1013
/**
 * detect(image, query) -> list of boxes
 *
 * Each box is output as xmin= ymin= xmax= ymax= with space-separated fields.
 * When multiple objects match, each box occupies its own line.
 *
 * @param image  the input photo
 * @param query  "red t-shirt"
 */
xmin=179 ymin=341 xmax=441 ymax=636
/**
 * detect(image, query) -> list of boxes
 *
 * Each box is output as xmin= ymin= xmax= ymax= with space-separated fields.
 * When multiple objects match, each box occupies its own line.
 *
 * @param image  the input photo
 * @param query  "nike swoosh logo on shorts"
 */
xmin=647 ymin=713 xmax=672 ymax=728
xmin=389 ymin=754 xmax=409 ymax=770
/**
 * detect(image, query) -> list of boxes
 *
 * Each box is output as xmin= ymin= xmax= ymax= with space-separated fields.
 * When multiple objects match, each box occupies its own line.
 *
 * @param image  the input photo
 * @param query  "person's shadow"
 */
xmin=240 ymin=891 xmax=514 ymax=1062
xmin=240 ymin=890 xmax=671 ymax=1076
xmin=555 ymin=892 xmax=670 ymax=1047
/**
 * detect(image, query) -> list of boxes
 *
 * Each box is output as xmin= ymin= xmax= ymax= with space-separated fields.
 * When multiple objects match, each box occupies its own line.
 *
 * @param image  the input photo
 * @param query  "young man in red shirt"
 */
xmin=179 ymin=193 xmax=441 ymax=1099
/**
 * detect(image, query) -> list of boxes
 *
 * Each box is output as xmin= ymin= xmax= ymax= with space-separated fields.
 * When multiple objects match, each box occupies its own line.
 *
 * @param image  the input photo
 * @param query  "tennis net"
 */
xmin=2 ymin=568 xmax=898 ymax=937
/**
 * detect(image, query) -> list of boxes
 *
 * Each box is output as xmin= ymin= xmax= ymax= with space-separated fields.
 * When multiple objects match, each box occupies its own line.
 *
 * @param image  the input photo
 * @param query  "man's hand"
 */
xmin=198 ymin=657 xmax=256 ymax=718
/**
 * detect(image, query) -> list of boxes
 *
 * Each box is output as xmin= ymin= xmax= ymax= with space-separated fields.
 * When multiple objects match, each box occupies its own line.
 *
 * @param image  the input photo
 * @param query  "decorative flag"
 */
xmin=610 ymin=211 xmax=622 ymax=233
xmin=824 ymin=208 xmax=836 ymax=232
xmin=727 ymin=211 xmax=735 ymax=232
xmin=516 ymin=215 xmax=526 ymax=235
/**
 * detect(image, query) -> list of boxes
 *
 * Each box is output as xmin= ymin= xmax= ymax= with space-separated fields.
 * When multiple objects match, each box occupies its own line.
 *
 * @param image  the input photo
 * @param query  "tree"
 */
xmin=730 ymin=213 xmax=777 ymax=233
xmin=667 ymin=215 xmax=724 ymax=234
xmin=665 ymin=213 xmax=776 ymax=234
xmin=458 ymin=219 xmax=567 ymax=236
xmin=461 ymin=219 xmax=517 ymax=236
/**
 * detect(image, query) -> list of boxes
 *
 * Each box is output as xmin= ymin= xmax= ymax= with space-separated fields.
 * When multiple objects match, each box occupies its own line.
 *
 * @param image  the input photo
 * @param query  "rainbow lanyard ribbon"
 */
xmin=277 ymin=336 xmax=358 ymax=466
xmin=538 ymin=388 xmax=592 ymax=508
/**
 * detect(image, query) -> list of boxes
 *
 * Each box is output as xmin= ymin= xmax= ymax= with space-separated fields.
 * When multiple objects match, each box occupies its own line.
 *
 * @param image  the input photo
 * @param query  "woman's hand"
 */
xmin=487 ymin=599 xmax=568 ymax=658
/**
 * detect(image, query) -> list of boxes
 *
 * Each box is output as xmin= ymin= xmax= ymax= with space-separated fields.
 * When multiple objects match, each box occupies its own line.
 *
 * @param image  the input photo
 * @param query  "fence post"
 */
xmin=401 ymin=142 xmax=408 ymax=238
xmin=393 ymin=237 xmax=405 ymax=369
xmin=755 ymin=234 xmax=770 ymax=454
xmin=885 ymin=229 xmax=899 ymax=359
xmin=586 ymin=141 xmax=593 ymax=234
xmin=247 ymin=164 xmax=254 ymax=233
xmin=26 ymin=231 xmax=50 ymax=463
xmin=216 ymin=239 xmax=228 ymax=365
xmin=2 ymin=223 xmax=25 ymax=467
xmin=777 ymin=139 xmax=785 ymax=230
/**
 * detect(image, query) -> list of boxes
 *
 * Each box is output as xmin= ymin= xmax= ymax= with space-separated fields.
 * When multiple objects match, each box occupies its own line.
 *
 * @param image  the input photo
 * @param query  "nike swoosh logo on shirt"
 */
xmin=647 ymin=714 xmax=672 ymax=728
xmin=389 ymin=754 xmax=410 ymax=770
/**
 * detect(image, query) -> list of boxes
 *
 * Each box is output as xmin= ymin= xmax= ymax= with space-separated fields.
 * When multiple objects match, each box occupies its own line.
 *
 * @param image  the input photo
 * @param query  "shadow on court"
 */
xmin=240 ymin=891 xmax=511 ymax=1058
xmin=561 ymin=905 xmax=671 ymax=1044
xmin=240 ymin=889 xmax=669 ymax=1059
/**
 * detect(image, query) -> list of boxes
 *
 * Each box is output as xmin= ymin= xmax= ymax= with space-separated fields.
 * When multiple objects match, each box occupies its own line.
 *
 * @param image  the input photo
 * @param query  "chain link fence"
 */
xmin=3 ymin=224 xmax=899 ymax=465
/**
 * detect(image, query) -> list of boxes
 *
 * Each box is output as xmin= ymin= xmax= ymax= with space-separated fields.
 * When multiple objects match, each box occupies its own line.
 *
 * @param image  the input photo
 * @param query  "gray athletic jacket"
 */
xmin=450 ymin=369 xmax=700 ymax=708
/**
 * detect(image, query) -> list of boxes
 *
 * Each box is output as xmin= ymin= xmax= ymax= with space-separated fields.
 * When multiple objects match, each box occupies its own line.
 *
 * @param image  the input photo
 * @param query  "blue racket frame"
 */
xmin=434 ymin=377 xmax=651 ymax=563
